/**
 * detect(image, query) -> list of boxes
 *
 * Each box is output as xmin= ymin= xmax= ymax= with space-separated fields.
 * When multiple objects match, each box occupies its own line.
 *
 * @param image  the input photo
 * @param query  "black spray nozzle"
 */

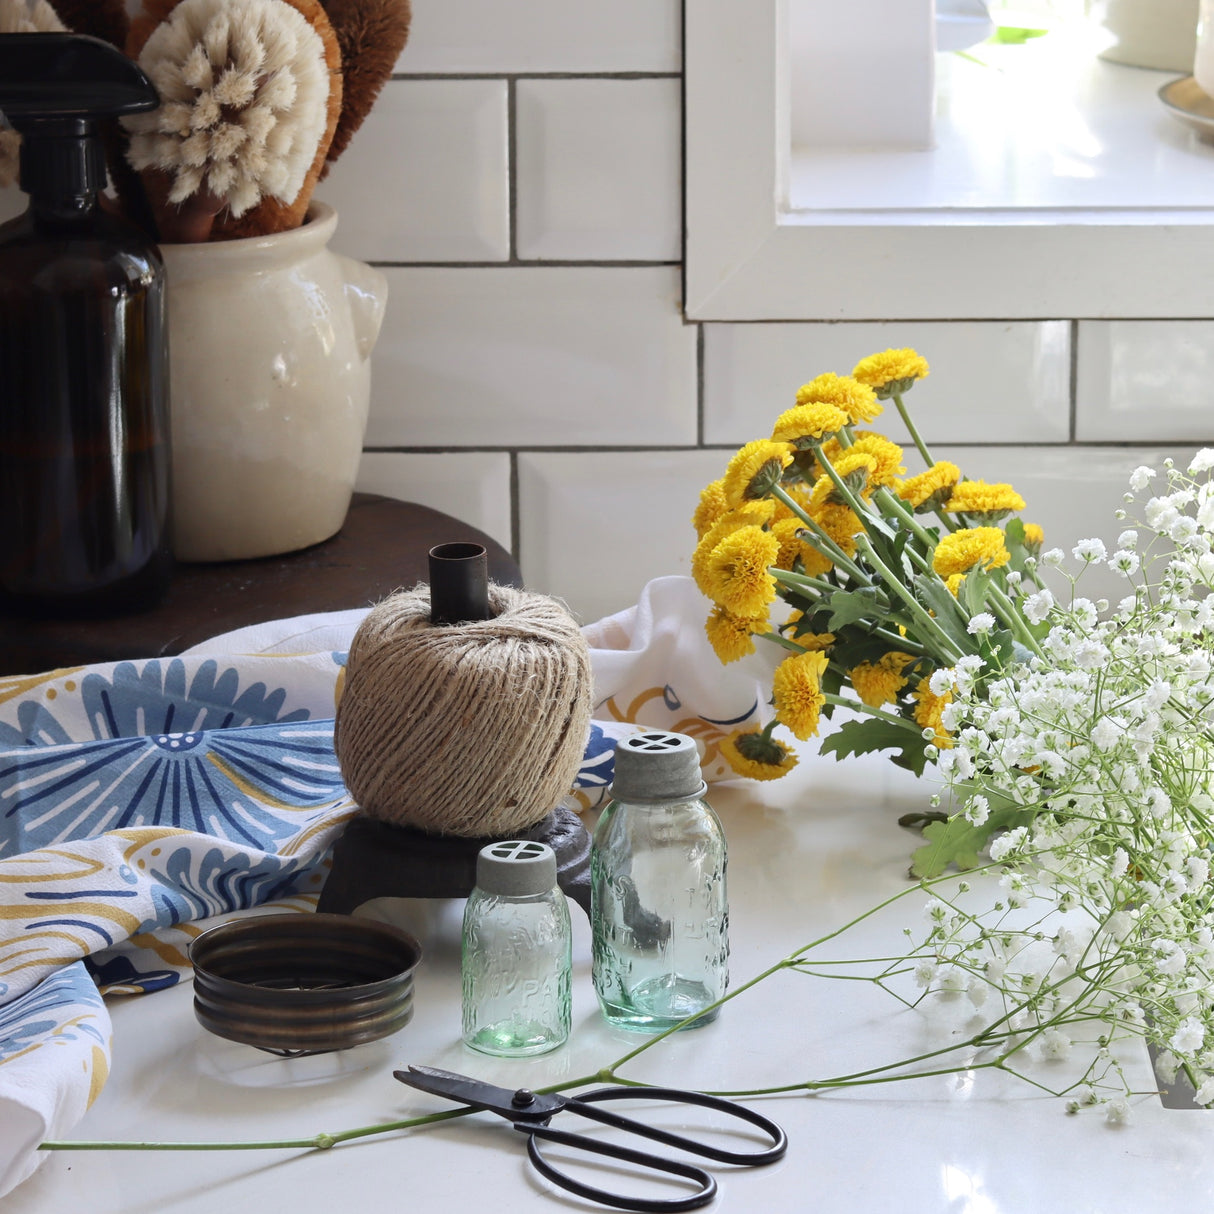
xmin=0 ymin=33 xmax=158 ymax=208
xmin=429 ymin=542 xmax=493 ymax=626
xmin=0 ymin=33 xmax=157 ymax=135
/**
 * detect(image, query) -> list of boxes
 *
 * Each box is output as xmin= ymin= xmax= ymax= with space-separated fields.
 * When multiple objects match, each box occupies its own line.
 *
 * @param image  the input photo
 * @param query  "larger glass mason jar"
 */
xmin=591 ymin=731 xmax=728 ymax=1033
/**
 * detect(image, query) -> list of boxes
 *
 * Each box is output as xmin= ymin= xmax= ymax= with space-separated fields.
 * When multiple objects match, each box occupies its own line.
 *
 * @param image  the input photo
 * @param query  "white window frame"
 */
xmin=685 ymin=0 xmax=1214 ymax=321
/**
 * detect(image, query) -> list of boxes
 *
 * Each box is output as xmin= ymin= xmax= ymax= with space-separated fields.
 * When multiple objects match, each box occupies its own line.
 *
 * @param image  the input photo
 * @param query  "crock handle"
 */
xmin=338 ymin=255 xmax=388 ymax=361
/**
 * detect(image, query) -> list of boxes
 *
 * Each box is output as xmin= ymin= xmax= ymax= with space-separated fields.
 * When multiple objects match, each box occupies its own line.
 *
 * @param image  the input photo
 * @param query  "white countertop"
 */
xmin=11 ymin=748 xmax=1214 ymax=1214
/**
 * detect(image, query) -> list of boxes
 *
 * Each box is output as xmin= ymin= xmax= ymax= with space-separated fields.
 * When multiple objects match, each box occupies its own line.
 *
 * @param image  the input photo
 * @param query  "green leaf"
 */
xmin=960 ymin=568 xmax=992 ymax=618
xmin=820 ymin=717 xmax=931 ymax=777
xmin=910 ymin=817 xmax=992 ymax=878
xmin=826 ymin=588 xmax=882 ymax=631
xmin=909 ymin=804 xmax=1033 ymax=878
xmin=911 ymin=574 xmax=974 ymax=652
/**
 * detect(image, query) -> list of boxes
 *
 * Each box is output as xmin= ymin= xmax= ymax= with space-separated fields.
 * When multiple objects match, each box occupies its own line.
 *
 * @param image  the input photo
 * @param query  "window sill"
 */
xmin=686 ymin=0 xmax=1214 ymax=321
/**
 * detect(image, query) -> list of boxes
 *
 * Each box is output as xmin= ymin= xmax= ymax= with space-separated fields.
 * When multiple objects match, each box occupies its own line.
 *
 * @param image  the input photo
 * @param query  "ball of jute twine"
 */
xmin=334 ymin=582 xmax=592 ymax=837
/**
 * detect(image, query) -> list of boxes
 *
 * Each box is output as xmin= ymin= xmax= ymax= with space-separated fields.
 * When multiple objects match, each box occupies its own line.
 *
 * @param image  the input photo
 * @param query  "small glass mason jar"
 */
xmin=591 ymin=731 xmax=729 ymax=1033
xmin=462 ymin=839 xmax=572 ymax=1056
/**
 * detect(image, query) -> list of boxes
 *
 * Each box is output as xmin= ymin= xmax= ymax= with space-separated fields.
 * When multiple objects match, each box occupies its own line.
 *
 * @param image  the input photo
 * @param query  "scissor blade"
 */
xmin=394 ymin=1065 xmax=565 ymax=1120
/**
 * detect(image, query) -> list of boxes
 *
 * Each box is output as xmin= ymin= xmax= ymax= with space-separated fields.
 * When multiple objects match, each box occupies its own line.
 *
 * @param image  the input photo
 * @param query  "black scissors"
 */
xmin=394 ymin=1064 xmax=787 ymax=1213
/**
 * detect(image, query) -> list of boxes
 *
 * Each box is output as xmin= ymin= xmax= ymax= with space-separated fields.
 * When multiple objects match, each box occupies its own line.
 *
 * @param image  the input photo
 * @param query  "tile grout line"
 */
xmin=507 ymin=78 xmax=518 ymax=262
xmin=391 ymin=71 xmax=681 ymax=81
xmin=1069 ymin=319 xmax=1079 ymax=443
xmin=695 ymin=324 xmax=705 ymax=448
xmin=509 ymin=451 xmax=521 ymax=567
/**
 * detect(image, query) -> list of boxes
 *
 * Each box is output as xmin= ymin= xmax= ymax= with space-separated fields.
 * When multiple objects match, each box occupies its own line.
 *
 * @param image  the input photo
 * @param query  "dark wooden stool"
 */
xmin=0 ymin=495 xmax=520 ymax=676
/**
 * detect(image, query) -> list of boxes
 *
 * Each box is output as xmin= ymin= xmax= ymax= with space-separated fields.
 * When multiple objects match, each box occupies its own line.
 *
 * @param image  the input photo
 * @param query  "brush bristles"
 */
xmin=123 ymin=0 xmax=329 ymax=218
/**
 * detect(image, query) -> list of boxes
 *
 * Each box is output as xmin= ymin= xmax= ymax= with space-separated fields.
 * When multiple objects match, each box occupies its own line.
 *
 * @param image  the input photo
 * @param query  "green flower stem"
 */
xmin=986 ymin=583 xmax=1046 ymax=658
xmin=768 ymin=484 xmax=872 ymax=584
xmin=821 ymin=692 xmax=923 ymax=734
xmin=873 ymin=486 xmax=937 ymax=551
xmin=891 ymin=391 xmax=934 ymax=468
xmin=758 ymin=629 xmax=808 ymax=654
xmin=809 ymin=444 xmax=887 ymax=545
xmin=852 ymin=534 xmax=967 ymax=662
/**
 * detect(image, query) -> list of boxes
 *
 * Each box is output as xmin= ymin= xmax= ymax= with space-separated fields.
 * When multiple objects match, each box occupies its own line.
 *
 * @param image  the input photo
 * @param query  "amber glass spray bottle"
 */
xmin=0 ymin=33 xmax=172 ymax=617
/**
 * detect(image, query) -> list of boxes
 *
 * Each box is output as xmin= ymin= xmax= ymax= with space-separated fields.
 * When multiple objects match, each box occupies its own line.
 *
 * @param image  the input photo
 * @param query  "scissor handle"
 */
xmin=563 ymin=1086 xmax=789 ymax=1166
xmin=523 ymin=1124 xmax=717 ymax=1213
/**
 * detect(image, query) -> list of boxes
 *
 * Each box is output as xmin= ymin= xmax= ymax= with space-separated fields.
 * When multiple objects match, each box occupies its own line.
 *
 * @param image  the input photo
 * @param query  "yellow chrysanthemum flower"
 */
xmin=771 ymin=402 xmax=849 ymax=449
xmin=851 ymin=348 xmax=930 ymax=399
xmin=896 ymin=461 xmax=961 ymax=510
xmin=719 ymin=727 xmax=799 ymax=781
xmin=946 ymin=573 xmax=966 ymax=597
xmin=691 ymin=502 xmax=776 ymax=594
xmin=703 ymin=525 xmax=780 ymax=616
xmin=770 ymin=517 xmax=833 ymax=577
xmin=833 ymin=450 xmax=878 ymax=488
xmin=772 ymin=650 xmax=829 ymax=741
xmin=847 ymin=434 xmax=905 ymax=487
xmin=812 ymin=501 xmax=863 ymax=556
xmin=705 ymin=604 xmax=769 ymax=664
xmin=944 ymin=480 xmax=1027 ymax=519
xmin=693 ymin=479 xmax=729 ymax=539
xmin=849 ymin=651 xmax=915 ymax=708
xmin=1023 ymin=522 xmax=1044 ymax=551
xmin=722 ymin=439 xmax=793 ymax=506
xmin=770 ymin=481 xmax=811 ymax=523
xmin=932 ymin=527 xmax=1011 ymax=578
xmin=795 ymin=372 xmax=883 ymax=425
xmin=912 ymin=674 xmax=953 ymax=749
xmin=788 ymin=627 xmax=835 ymax=651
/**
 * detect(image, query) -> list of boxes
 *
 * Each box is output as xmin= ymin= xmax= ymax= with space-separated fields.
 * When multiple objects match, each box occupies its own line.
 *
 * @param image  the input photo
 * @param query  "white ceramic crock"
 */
xmin=159 ymin=203 xmax=387 ymax=562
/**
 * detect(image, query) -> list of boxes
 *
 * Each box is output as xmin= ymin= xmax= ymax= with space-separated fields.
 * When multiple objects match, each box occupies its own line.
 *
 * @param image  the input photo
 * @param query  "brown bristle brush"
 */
xmin=316 ymin=0 xmax=411 ymax=175
xmin=123 ymin=0 xmax=342 ymax=242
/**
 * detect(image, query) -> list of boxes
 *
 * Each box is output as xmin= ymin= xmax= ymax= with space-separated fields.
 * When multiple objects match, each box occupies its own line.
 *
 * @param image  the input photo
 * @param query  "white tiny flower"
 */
xmin=965 ymin=795 xmax=990 ymax=827
xmin=1195 ymin=1077 xmax=1214 ymax=1107
xmin=967 ymin=612 xmax=996 ymax=635
xmin=1091 ymin=717 xmax=1123 ymax=752
xmin=1110 ymin=549 xmax=1140 ymax=577
xmin=913 ymin=959 xmax=937 ymax=988
xmin=1040 ymin=1029 xmax=1071 ymax=1061
xmin=1118 ymin=529 xmax=1139 ymax=549
xmin=929 ymin=668 xmax=953 ymax=697
xmin=1171 ymin=1017 xmax=1205 ymax=1055
xmin=1105 ymin=1096 xmax=1131 ymax=1125
xmin=1171 ymin=517 xmax=1199 ymax=545
xmin=1074 ymin=538 xmax=1107 ymax=563
xmin=1189 ymin=450 xmax=1214 ymax=475
xmin=1154 ymin=1050 xmax=1181 ymax=1085
xmin=1042 ymin=547 xmax=1066 ymax=568
xmin=1129 ymin=465 xmax=1156 ymax=491
xmin=1023 ymin=589 xmax=1054 ymax=625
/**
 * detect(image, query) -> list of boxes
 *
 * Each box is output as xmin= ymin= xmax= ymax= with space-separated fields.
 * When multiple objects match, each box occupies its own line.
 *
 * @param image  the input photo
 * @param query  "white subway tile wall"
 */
xmin=364 ymin=266 xmax=696 ymax=449
xmin=316 ymin=79 xmax=510 ymax=263
xmin=355 ymin=451 xmax=512 ymax=552
xmin=1076 ymin=321 xmax=1214 ymax=442
xmin=1 ymin=3 xmax=1209 ymax=628
xmin=703 ymin=322 xmax=1072 ymax=446
xmin=399 ymin=0 xmax=681 ymax=73
xmin=515 ymin=78 xmax=682 ymax=261
xmin=348 ymin=11 xmax=1214 ymax=622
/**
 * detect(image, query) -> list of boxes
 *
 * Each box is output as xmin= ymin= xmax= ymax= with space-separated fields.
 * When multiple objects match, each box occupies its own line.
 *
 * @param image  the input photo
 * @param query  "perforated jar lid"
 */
xmin=610 ymin=731 xmax=707 ymax=803
xmin=475 ymin=839 xmax=558 ymax=896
